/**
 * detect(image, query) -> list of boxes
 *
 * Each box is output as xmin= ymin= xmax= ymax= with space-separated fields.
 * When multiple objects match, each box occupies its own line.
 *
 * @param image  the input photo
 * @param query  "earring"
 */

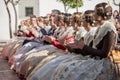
xmin=97 ymin=16 xmax=102 ymax=21
xmin=104 ymin=16 xmax=107 ymax=19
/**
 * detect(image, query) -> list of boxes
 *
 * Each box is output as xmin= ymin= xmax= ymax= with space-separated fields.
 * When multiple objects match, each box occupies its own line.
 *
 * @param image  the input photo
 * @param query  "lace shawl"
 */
xmin=84 ymin=27 xmax=97 ymax=46
xmin=92 ymin=21 xmax=117 ymax=49
xmin=74 ymin=27 xmax=87 ymax=40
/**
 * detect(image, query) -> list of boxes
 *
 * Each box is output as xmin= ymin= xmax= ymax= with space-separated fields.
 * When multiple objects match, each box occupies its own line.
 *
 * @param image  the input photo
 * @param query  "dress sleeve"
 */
xmin=82 ymin=31 xmax=116 ymax=58
xmin=51 ymin=40 xmax=67 ymax=51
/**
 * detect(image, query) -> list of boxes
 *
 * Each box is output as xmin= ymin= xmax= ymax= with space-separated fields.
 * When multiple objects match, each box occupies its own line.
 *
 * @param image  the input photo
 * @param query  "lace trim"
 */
xmin=84 ymin=27 xmax=97 ymax=46
xmin=93 ymin=21 xmax=117 ymax=49
xmin=75 ymin=27 xmax=87 ymax=40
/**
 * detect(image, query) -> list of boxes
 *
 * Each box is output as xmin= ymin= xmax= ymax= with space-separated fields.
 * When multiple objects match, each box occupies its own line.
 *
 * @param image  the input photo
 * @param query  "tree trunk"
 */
xmin=4 ymin=0 xmax=12 ymax=38
xmin=119 ymin=3 xmax=120 ymax=14
xmin=64 ymin=5 xmax=67 ymax=13
xmin=6 ymin=0 xmax=10 ymax=4
xmin=76 ymin=0 xmax=78 ymax=12
xmin=12 ymin=3 xmax=17 ymax=32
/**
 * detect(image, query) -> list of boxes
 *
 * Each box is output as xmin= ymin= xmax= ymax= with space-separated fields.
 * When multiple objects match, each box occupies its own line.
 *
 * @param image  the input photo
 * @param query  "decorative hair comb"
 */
xmin=105 ymin=1 xmax=110 ymax=8
xmin=84 ymin=13 xmax=93 ymax=17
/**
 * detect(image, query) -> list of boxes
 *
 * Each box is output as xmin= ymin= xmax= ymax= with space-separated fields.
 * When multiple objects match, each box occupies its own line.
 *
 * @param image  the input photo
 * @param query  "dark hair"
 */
xmin=64 ymin=14 xmax=71 ymax=26
xmin=43 ymin=19 xmax=49 ymax=26
xmin=37 ymin=17 xmax=44 ymax=22
xmin=113 ymin=10 xmax=119 ymax=19
xmin=117 ymin=17 xmax=120 ymax=23
xmin=52 ymin=9 xmax=61 ymax=15
xmin=95 ymin=2 xmax=112 ymax=20
xmin=58 ymin=15 xmax=64 ymax=22
xmin=84 ymin=10 xmax=94 ymax=25
xmin=30 ymin=15 xmax=36 ymax=18
xmin=73 ymin=12 xmax=83 ymax=26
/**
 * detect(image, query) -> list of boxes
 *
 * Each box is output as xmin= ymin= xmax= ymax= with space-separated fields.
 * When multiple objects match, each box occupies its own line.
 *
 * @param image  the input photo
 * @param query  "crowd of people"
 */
xmin=1 ymin=2 xmax=120 ymax=80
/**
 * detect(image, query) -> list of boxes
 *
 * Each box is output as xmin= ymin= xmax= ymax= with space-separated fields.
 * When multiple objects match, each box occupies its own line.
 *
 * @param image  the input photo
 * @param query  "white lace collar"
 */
xmin=84 ymin=27 xmax=97 ymax=46
xmin=74 ymin=27 xmax=87 ymax=40
xmin=92 ymin=21 xmax=117 ymax=49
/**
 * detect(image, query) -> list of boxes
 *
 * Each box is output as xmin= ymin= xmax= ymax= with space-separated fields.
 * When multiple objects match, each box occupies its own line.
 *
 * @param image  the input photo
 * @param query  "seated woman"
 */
xmin=2 ymin=20 xmax=30 ymax=60
xmin=1 ymin=21 xmax=28 ymax=59
xmin=14 ymin=25 xmax=24 ymax=37
xmin=48 ymin=2 xmax=118 ymax=80
xmin=1 ymin=40 xmax=22 ymax=60
xmin=114 ymin=19 xmax=120 ymax=50
xmin=19 ymin=13 xmax=73 ymax=73
xmin=9 ymin=17 xmax=52 ymax=70
xmin=71 ymin=10 xmax=97 ymax=54
xmin=72 ymin=12 xmax=87 ymax=41
xmin=28 ymin=2 xmax=118 ymax=80
xmin=28 ymin=10 xmax=98 ymax=80
xmin=65 ymin=12 xmax=87 ymax=52
xmin=11 ymin=14 xmax=63 ymax=76
xmin=116 ymin=19 xmax=120 ymax=42
xmin=18 ymin=14 xmax=74 ymax=78
xmin=44 ymin=13 xmax=75 ymax=51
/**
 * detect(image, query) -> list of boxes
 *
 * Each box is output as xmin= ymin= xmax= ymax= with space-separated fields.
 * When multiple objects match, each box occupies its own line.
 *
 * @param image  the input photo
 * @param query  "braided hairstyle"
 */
xmin=84 ymin=10 xmax=94 ymax=25
xmin=63 ymin=13 xmax=71 ymax=26
xmin=73 ymin=12 xmax=83 ymax=26
xmin=95 ymin=2 xmax=112 ymax=20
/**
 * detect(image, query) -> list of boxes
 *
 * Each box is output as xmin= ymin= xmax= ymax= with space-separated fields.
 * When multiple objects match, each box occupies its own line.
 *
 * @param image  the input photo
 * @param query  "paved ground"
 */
xmin=0 ymin=44 xmax=19 ymax=80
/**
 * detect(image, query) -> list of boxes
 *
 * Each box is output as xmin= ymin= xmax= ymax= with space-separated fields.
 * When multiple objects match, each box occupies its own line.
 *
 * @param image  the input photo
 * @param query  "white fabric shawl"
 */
xmin=92 ymin=21 xmax=117 ymax=49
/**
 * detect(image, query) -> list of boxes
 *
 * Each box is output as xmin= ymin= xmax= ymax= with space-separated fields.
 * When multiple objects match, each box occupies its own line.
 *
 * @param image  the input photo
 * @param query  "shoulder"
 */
xmin=101 ymin=21 xmax=117 ymax=34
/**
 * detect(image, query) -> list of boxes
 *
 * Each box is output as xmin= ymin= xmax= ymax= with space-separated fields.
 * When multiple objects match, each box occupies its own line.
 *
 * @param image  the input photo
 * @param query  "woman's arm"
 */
xmin=82 ymin=31 xmax=116 ymax=58
xmin=51 ymin=40 xmax=67 ymax=51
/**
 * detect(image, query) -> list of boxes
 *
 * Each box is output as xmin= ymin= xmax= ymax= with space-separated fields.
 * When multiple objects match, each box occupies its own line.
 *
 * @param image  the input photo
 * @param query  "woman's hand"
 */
xmin=31 ymin=28 xmax=39 ymax=37
xmin=44 ymin=35 xmax=56 ymax=43
xmin=66 ymin=39 xmax=78 ymax=48
xmin=66 ymin=39 xmax=85 ymax=49
xmin=76 ymin=39 xmax=85 ymax=49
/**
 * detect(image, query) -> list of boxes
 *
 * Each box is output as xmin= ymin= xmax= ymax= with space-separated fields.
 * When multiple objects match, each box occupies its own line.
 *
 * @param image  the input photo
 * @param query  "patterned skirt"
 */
xmin=51 ymin=57 xmax=117 ymax=80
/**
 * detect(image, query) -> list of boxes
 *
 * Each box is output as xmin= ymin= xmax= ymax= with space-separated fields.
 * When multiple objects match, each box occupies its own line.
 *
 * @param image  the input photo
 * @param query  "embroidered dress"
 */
xmin=1 ymin=41 xmax=18 ymax=59
xmin=49 ymin=21 xmax=118 ymax=80
xmin=1 ymin=37 xmax=24 ymax=59
xmin=27 ymin=53 xmax=63 ymax=79
xmin=10 ymin=41 xmax=43 ymax=70
xmin=8 ymin=41 xmax=23 ymax=60
xmin=18 ymin=40 xmax=66 ymax=75
xmin=29 ymin=54 xmax=75 ymax=80
xmin=19 ymin=45 xmax=57 ymax=75
xmin=26 ymin=51 xmax=69 ymax=79
xmin=50 ymin=57 xmax=116 ymax=80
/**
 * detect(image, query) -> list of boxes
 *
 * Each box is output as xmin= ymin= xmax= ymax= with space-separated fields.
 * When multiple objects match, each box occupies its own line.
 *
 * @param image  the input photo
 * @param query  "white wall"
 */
xmin=18 ymin=0 xmax=39 ymax=19
xmin=0 ymin=0 xmax=10 ymax=41
xmin=39 ymin=0 xmax=119 ymax=16
xmin=7 ymin=3 xmax=16 ymax=38
xmin=39 ymin=0 xmax=64 ymax=16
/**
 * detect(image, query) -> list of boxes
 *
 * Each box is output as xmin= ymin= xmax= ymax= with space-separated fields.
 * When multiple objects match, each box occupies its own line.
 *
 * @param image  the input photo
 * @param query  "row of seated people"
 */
xmin=1 ymin=2 xmax=120 ymax=80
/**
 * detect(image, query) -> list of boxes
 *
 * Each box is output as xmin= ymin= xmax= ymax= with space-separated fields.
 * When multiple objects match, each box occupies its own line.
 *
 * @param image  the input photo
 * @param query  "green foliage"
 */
xmin=57 ymin=0 xmax=70 ymax=6
xmin=57 ymin=0 xmax=83 ymax=8
xmin=69 ymin=0 xmax=83 ymax=8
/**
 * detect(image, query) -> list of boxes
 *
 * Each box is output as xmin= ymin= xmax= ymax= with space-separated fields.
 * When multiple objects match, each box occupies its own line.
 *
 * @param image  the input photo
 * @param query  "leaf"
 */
xmin=56 ymin=0 xmax=83 ymax=12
